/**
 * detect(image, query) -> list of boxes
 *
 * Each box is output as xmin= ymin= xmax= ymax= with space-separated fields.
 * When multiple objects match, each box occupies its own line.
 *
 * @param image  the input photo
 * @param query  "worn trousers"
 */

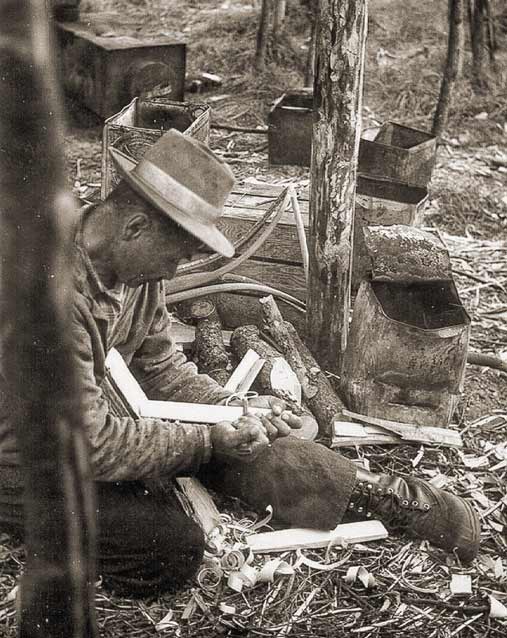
xmin=0 ymin=437 xmax=357 ymax=597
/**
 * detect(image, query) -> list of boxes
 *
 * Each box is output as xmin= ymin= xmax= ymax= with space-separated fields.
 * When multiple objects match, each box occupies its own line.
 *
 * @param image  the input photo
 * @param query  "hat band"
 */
xmin=135 ymin=159 xmax=219 ymax=225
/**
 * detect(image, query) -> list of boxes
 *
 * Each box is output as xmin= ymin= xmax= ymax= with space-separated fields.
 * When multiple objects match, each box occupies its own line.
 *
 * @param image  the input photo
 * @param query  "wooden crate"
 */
xmin=214 ymin=183 xmax=309 ymax=332
xmin=101 ymin=97 xmax=210 ymax=198
xmin=215 ymin=177 xmax=428 ymax=312
xmin=56 ymin=12 xmax=186 ymax=118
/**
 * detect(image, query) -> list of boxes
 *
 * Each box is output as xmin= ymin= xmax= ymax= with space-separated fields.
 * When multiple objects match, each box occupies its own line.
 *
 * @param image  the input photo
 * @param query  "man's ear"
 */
xmin=122 ymin=213 xmax=151 ymax=241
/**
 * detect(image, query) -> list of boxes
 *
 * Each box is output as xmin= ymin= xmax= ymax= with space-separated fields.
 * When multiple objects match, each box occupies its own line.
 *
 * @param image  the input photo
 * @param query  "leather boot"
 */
xmin=347 ymin=468 xmax=480 ymax=562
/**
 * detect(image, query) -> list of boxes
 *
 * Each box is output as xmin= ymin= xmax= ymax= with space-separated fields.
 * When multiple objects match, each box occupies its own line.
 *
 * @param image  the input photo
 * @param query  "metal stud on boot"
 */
xmin=347 ymin=468 xmax=480 ymax=562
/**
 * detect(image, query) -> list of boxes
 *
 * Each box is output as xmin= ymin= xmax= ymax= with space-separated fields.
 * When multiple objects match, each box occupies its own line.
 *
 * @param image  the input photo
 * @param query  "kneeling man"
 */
xmin=0 ymin=131 xmax=480 ymax=597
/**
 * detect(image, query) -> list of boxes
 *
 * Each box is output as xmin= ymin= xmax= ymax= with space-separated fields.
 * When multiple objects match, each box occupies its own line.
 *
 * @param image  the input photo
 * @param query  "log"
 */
xmin=0 ymin=2 xmax=97 ymax=636
xmin=259 ymin=296 xmax=346 ymax=439
xmin=191 ymin=299 xmax=231 ymax=386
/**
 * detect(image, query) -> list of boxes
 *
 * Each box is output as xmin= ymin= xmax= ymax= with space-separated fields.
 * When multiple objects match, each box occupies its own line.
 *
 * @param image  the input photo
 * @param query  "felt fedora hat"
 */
xmin=109 ymin=129 xmax=235 ymax=258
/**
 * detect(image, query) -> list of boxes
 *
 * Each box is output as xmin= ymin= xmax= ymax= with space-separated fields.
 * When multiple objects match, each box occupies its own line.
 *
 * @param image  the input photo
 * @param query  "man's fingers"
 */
xmin=281 ymin=411 xmax=303 ymax=429
xmin=265 ymin=416 xmax=292 ymax=438
xmin=260 ymin=417 xmax=278 ymax=442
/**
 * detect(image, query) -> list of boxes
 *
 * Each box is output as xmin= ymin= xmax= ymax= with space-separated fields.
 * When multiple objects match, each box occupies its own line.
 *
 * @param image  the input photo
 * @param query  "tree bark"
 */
xmin=470 ymin=0 xmax=490 ymax=93
xmin=255 ymin=0 xmax=274 ymax=71
xmin=306 ymin=0 xmax=368 ymax=374
xmin=432 ymin=0 xmax=466 ymax=137
xmin=191 ymin=299 xmax=231 ymax=386
xmin=304 ymin=9 xmax=317 ymax=87
xmin=272 ymin=0 xmax=287 ymax=36
xmin=0 ymin=2 xmax=97 ymax=637
xmin=260 ymin=296 xmax=345 ymax=439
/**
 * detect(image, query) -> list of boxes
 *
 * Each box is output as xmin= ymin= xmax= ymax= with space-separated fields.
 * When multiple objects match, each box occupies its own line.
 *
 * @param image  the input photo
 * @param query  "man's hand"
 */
xmin=210 ymin=417 xmax=269 ymax=463
xmin=237 ymin=395 xmax=303 ymax=443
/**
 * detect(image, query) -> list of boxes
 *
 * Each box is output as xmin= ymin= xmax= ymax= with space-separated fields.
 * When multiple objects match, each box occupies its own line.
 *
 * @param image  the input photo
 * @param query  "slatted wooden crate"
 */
xmin=214 ymin=176 xmax=428 ymax=325
xmin=214 ymin=183 xmax=309 ymax=331
xmin=101 ymin=97 xmax=210 ymax=198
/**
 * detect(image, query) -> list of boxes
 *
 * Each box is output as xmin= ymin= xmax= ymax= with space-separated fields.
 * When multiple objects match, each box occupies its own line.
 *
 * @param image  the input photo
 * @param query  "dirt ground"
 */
xmin=1 ymin=1 xmax=506 ymax=637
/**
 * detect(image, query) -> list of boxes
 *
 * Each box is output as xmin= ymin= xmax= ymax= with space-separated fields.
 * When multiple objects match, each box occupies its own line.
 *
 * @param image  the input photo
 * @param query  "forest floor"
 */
xmin=1 ymin=1 xmax=507 ymax=637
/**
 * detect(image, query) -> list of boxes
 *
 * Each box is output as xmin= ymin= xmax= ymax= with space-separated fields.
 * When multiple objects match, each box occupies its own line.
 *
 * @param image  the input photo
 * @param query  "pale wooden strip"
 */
xmin=247 ymin=521 xmax=388 ymax=553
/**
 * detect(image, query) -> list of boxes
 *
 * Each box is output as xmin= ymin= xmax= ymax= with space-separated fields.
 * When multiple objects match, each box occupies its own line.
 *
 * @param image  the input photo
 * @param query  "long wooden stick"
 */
xmin=260 ymin=296 xmax=345 ymax=438
xmin=0 ymin=2 xmax=96 ymax=636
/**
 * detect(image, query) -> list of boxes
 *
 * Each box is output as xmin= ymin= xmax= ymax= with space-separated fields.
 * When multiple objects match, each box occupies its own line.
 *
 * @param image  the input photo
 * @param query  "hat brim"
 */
xmin=110 ymin=148 xmax=235 ymax=259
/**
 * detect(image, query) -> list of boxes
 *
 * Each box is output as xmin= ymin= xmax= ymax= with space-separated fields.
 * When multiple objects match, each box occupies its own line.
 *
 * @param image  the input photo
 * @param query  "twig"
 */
xmin=211 ymin=122 xmax=268 ymax=134
xmin=467 ymin=350 xmax=507 ymax=373
xmin=289 ymin=186 xmax=309 ymax=284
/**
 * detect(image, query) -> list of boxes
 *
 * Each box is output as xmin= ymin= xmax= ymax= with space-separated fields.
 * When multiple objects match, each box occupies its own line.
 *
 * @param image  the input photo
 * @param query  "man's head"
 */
xmin=95 ymin=180 xmax=204 ymax=288
xmin=86 ymin=129 xmax=236 ymax=289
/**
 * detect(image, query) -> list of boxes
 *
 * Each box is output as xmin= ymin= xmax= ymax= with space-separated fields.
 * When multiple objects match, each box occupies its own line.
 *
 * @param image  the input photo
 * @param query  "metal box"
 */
xmin=101 ymin=97 xmax=210 ymax=198
xmin=358 ymin=122 xmax=437 ymax=188
xmin=56 ymin=13 xmax=186 ymax=118
xmin=341 ymin=227 xmax=470 ymax=428
xmin=268 ymin=89 xmax=313 ymax=166
xmin=352 ymin=176 xmax=428 ymax=289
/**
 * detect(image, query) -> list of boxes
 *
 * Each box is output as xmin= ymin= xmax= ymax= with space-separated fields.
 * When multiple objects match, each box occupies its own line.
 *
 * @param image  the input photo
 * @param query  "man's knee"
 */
xmin=97 ymin=481 xmax=206 ymax=596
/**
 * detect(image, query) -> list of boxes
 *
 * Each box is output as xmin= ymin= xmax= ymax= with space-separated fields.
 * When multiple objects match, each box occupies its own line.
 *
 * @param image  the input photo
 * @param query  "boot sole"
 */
xmin=457 ymin=497 xmax=481 ymax=562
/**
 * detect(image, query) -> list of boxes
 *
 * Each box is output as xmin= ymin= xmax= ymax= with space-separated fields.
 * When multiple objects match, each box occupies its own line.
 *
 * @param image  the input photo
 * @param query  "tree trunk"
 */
xmin=273 ymin=0 xmax=287 ymax=36
xmin=0 ymin=2 xmax=97 ymax=637
xmin=306 ymin=0 xmax=368 ymax=374
xmin=255 ymin=0 xmax=274 ymax=71
xmin=432 ymin=0 xmax=466 ymax=137
xmin=470 ymin=0 xmax=490 ymax=93
xmin=304 ymin=10 xmax=317 ymax=87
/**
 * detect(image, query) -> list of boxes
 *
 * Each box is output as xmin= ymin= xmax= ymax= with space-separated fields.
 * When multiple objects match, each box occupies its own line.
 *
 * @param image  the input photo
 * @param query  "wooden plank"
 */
xmin=140 ymin=399 xmax=270 ymax=423
xmin=224 ymin=349 xmax=264 ymax=392
xmin=342 ymin=410 xmax=463 ymax=448
xmin=105 ymin=347 xmax=271 ymax=423
xmin=233 ymin=261 xmax=307 ymax=300
xmin=174 ymin=477 xmax=221 ymax=535
xmin=246 ymin=521 xmax=388 ymax=553
xmin=217 ymin=217 xmax=306 ymax=265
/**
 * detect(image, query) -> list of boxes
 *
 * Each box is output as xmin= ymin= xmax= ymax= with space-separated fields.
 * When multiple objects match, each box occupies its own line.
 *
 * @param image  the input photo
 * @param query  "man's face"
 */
xmin=112 ymin=207 xmax=205 ymax=288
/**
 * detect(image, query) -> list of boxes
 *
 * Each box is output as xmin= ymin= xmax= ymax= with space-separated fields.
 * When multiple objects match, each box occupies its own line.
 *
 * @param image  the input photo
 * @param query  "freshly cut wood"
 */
xmin=224 ymin=348 xmax=265 ymax=393
xmin=191 ymin=299 xmax=231 ymax=385
xmin=174 ymin=477 xmax=221 ymax=536
xmin=247 ymin=520 xmax=388 ymax=553
xmin=260 ymin=295 xmax=346 ymax=438
xmin=341 ymin=410 xmax=463 ymax=448
xmin=105 ymin=348 xmax=270 ymax=423
xmin=170 ymin=322 xmax=232 ymax=351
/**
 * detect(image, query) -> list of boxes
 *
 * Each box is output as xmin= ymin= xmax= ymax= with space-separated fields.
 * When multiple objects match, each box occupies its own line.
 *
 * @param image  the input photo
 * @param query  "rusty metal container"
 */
xmin=358 ymin=122 xmax=437 ymax=188
xmin=55 ymin=12 xmax=186 ymax=118
xmin=268 ymin=89 xmax=313 ymax=166
xmin=101 ymin=97 xmax=210 ymax=198
xmin=352 ymin=176 xmax=428 ymax=290
xmin=341 ymin=226 xmax=470 ymax=427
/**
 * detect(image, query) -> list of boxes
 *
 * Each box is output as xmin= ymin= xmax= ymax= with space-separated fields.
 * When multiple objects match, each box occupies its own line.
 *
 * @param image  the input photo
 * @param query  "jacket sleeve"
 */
xmin=129 ymin=282 xmax=232 ymax=405
xmin=73 ymin=314 xmax=213 ymax=481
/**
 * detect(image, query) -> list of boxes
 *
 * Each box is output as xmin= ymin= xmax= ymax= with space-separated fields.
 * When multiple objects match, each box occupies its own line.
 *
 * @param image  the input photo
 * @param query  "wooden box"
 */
xmin=101 ymin=97 xmax=210 ymax=198
xmin=56 ymin=12 xmax=186 ymax=118
xmin=268 ymin=89 xmax=313 ymax=167
xmin=341 ymin=228 xmax=470 ymax=427
xmin=358 ymin=122 xmax=437 ymax=188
